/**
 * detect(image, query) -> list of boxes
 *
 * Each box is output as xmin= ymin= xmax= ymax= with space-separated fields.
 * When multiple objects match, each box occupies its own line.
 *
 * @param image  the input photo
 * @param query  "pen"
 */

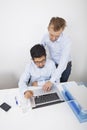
xmin=15 ymin=96 xmax=18 ymax=105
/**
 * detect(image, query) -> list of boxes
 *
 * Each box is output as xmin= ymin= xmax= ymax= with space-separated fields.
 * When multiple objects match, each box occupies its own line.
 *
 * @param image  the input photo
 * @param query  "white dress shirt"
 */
xmin=41 ymin=33 xmax=72 ymax=83
xmin=18 ymin=59 xmax=56 ymax=95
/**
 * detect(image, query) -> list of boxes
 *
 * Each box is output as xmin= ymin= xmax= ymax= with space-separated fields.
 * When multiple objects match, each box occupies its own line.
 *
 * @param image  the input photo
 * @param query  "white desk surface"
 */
xmin=0 ymin=84 xmax=87 ymax=130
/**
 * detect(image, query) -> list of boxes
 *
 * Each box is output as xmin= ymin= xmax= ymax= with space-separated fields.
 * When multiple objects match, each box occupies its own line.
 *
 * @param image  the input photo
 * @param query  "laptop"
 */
xmin=30 ymin=85 xmax=64 ymax=109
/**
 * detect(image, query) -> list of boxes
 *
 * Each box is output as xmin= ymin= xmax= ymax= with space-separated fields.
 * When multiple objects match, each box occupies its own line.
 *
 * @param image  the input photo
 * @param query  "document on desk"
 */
xmin=61 ymin=81 xmax=87 ymax=123
xmin=65 ymin=84 xmax=87 ymax=111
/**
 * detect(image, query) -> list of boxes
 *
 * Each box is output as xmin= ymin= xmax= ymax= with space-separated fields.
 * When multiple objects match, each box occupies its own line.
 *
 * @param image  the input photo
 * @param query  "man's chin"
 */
xmin=50 ymin=39 xmax=56 ymax=42
xmin=39 ymin=66 xmax=44 ymax=68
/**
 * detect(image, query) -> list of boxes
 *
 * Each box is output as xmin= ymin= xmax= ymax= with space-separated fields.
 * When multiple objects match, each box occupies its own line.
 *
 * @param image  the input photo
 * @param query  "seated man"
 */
xmin=18 ymin=44 xmax=56 ymax=99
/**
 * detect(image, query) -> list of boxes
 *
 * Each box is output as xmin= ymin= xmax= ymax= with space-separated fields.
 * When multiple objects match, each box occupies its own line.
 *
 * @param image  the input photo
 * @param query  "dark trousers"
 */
xmin=55 ymin=62 xmax=72 ymax=82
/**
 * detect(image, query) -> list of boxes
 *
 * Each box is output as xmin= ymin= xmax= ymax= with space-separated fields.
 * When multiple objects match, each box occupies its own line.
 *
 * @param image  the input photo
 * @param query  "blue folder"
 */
xmin=62 ymin=84 xmax=87 ymax=123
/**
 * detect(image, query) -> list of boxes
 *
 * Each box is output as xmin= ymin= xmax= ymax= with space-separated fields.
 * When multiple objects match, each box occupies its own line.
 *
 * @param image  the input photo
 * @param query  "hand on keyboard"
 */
xmin=24 ymin=90 xmax=33 ymax=99
xmin=42 ymin=81 xmax=53 ymax=91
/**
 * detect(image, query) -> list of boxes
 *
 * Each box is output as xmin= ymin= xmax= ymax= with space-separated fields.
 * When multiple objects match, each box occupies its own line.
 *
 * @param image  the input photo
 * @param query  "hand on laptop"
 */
xmin=42 ymin=81 xmax=53 ymax=91
xmin=32 ymin=81 xmax=38 ymax=86
xmin=24 ymin=90 xmax=33 ymax=99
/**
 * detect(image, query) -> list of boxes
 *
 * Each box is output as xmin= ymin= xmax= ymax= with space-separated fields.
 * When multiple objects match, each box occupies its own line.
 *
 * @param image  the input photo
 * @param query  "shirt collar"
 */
xmin=56 ymin=33 xmax=63 ymax=42
xmin=48 ymin=32 xmax=63 ymax=43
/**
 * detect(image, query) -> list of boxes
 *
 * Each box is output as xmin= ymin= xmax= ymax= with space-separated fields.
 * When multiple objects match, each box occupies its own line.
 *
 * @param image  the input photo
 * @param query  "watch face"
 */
xmin=0 ymin=102 xmax=11 ymax=112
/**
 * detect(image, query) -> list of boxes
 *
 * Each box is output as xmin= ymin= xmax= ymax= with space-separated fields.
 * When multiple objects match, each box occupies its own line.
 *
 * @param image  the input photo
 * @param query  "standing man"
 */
xmin=41 ymin=17 xmax=72 ymax=91
xmin=18 ymin=44 xmax=56 ymax=99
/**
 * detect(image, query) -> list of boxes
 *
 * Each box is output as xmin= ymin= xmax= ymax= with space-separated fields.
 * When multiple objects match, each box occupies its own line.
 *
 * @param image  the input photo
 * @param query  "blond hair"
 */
xmin=48 ymin=17 xmax=66 ymax=31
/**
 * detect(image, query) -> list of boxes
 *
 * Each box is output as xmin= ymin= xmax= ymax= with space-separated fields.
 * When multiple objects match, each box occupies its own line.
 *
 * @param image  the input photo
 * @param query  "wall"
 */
xmin=0 ymin=0 xmax=87 ymax=89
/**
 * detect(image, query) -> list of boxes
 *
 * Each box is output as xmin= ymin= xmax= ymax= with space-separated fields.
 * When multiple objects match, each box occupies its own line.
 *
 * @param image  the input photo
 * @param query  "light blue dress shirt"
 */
xmin=18 ymin=59 xmax=56 ymax=95
xmin=41 ymin=33 xmax=72 ymax=83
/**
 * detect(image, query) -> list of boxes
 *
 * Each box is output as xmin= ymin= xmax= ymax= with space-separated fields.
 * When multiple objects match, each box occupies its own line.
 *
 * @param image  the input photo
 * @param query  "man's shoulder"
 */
xmin=25 ymin=61 xmax=35 ymax=69
xmin=41 ymin=33 xmax=49 ymax=42
xmin=62 ymin=33 xmax=71 ymax=41
xmin=59 ymin=33 xmax=72 ymax=46
xmin=46 ymin=59 xmax=55 ymax=66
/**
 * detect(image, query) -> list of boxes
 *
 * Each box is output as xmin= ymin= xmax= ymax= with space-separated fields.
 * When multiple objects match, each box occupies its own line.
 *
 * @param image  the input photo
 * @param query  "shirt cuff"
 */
xmin=38 ymin=81 xmax=45 ymax=86
xmin=49 ymin=78 xmax=60 ymax=85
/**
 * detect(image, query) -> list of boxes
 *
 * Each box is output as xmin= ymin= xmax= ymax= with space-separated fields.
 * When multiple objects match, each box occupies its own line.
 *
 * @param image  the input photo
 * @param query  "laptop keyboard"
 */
xmin=35 ymin=92 xmax=60 ymax=104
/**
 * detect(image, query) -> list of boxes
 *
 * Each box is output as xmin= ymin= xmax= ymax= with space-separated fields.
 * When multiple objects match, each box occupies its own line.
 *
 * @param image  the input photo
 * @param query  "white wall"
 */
xmin=0 ymin=0 xmax=87 ymax=89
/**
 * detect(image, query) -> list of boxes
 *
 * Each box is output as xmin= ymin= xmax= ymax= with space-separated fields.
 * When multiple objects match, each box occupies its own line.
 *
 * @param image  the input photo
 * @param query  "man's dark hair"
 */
xmin=30 ymin=44 xmax=46 ymax=59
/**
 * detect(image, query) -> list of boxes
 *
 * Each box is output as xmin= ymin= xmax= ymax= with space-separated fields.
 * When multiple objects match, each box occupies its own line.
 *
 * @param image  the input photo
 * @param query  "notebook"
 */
xmin=30 ymin=85 xmax=64 ymax=109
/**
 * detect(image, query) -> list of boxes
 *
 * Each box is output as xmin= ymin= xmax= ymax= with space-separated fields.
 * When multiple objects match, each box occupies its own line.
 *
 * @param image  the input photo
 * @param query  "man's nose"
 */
xmin=52 ymin=36 xmax=57 ymax=41
xmin=39 ymin=62 xmax=43 ymax=66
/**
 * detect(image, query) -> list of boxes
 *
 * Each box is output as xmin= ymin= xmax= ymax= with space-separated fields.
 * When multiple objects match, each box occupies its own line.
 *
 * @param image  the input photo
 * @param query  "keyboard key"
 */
xmin=35 ymin=93 xmax=60 ymax=104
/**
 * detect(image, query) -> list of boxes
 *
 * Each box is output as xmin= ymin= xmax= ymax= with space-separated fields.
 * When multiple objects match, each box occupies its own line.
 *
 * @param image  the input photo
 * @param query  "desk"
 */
xmin=0 ymin=82 xmax=87 ymax=130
